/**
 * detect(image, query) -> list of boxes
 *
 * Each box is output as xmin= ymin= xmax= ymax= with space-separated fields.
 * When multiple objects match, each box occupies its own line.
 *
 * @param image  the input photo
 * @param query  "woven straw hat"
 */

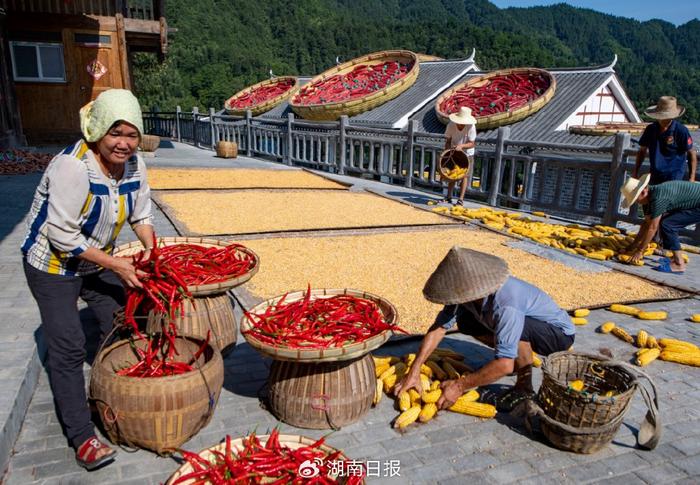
xmin=448 ymin=106 xmax=477 ymax=125
xmin=620 ymin=173 xmax=651 ymax=209
xmin=644 ymin=96 xmax=685 ymax=120
xmin=423 ymin=247 xmax=509 ymax=305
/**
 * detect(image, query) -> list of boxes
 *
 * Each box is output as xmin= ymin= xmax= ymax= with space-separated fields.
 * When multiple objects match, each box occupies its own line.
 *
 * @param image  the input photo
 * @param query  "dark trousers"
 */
xmin=660 ymin=208 xmax=700 ymax=251
xmin=23 ymin=260 xmax=124 ymax=449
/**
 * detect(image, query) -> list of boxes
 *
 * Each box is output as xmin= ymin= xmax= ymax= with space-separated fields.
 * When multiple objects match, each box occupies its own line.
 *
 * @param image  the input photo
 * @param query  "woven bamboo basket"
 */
xmin=215 ymin=140 xmax=238 ymax=158
xmin=166 ymin=434 xmax=363 ymax=484
xmin=224 ymin=76 xmax=300 ymax=116
xmin=416 ymin=53 xmax=444 ymax=62
xmin=290 ymin=50 xmax=419 ymax=121
xmin=240 ymin=288 xmax=398 ymax=362
xmin=438 ymin=149 xmax=471 ymax=180
xmin=435 ymin=67 xmax=556 ymax=129
xmin=267 ymin=354 xmax=375 ymax=429
xmin=89 ymin=334 xmax=224 ymax=454
xmin=144 ymin=293 xmax=238 ymax=354
xmin=569 ymin=122 xmax=699 ymax=136
xmin=113 ymin=237 xmax=259 ymax=297
xmin=139 ymin=135 xmax=160 ymax=152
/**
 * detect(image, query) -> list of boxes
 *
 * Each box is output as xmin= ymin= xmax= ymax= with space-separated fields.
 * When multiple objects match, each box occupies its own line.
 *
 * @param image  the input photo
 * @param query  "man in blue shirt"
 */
xmin=394 ymin=247 xmax=575 ymax=412
xmin=633 ymin=96 xmax=696 ymax=185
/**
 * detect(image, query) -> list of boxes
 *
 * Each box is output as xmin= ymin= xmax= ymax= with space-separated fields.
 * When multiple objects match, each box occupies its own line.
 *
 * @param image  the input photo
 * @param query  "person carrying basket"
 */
xmin=440 ymin=106 xmax=477 ymax=206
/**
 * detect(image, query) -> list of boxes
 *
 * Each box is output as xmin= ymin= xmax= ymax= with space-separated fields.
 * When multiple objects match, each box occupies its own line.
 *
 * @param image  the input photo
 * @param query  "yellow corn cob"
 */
xmin=398 ymin=391 xmax=411 ymax=411
xmin=452 ymin=389 xmax=480 ymax=405
xmin=378 ymin=362 xmax=406 ymax=381
xmin=532 ymin=352 xmax=542 ymax=367
xmin=375 ymin=362 xmax=391 ymax=378
xmin=609 ymin=304 xmax=641 ymax=316
xmin=574 ymin=309 xmax=590 ymax=317
xmin=421 ymin=388 xmax=442 ymax=404
xmin=442 ymin=357 xmax=472 ymax=374
xmin=571 ymin=317 xmax=588 ymax=325
xmin=373 ymin=378 xmax=383 ymax=405
xmin=394 ymin=405 xmax=422 ymax=428
xmin=419 ymin=403 xmax=438 ymax=422
xmin=404 ymin=353 xmax=416 ymax=366
xmin=441 ymin=361 xmax=461 ymax=380
xmin=659 ymin=351 xmax=700 ymax=367
xmin=691 ymin=314 xmax=700 ymax=323
xmin=603 ymin=390 xmax=616 ymax=397
xmin=532 ymin=211 xmax=547 ymax=217
xmin=659 ymin=339 xmax=699 ymax=351
xmin=646 ymin=335 xmax=660 ymax=349
xmin=661 ymin=344 xmax=700 ymax=355
xmin=383 ymin=374 xmax=398 ymax=393
xmin=419 ymin=364 xmax=434 ymax=378
xmin=637 ymin=311 xmax=668 ymax=321
xmin=420 ymin=374 xmax=431 ymax=392
xmin=611 ymin=327 xmax=635 ymax=344
xmin=636 ymin=348 xmax=660 ymax=366
xmin=430 ymin=380 xmax=441 ymax=391
xmin=599 ymin=321 xmax=616 ymax=334
xmin=616 ymin=254 xmax=644 ymax=266
xmin=373 ymin=355 xmax=399 ymax=367
xmin=425 ymin=360 xmax=448 ymax=380
xmin=637 ymin=330 xmax=649 ymax=348
xmin=586 ymin=252 xmax=608 ymax=261
xmin=569 ymin=379 xmax=585 ymax=391
xmin=407 ymin=388 xmax=421 ymax=402
xmin=449 ymin=400 xmax=496 ymax=418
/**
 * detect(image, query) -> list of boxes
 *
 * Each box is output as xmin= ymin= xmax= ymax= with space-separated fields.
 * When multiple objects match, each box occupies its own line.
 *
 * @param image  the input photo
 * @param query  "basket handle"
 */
xmin=523 ymin=397 xmax=631 ymax=437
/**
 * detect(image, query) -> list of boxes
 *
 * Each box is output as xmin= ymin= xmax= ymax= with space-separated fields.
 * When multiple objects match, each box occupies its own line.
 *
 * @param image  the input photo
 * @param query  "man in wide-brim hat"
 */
xmin=620 ymin=174 xmax=700 ymax=273
xmin=394 ymin=247 xmax=575 ymax=412
xmin=633 ymin=96 xmax=696 ymax=185
xmin=439 ymin=106 xmax=477 ymax=207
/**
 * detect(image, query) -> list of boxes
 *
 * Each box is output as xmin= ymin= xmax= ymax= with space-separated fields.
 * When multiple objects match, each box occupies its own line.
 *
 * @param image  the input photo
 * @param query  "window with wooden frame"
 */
xmin=9 ymin=41 xmax=66 ymax=82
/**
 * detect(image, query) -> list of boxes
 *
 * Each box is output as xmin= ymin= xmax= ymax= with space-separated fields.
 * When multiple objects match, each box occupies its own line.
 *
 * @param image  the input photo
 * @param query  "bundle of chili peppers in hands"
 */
xmin=243 ymin=286 xmax=406 ymax=349
xmin=293 ymin=60 xmax=413 ymax=106
xmin=439 ymin=71 xmax=552 ymax=117
xmin=228 ymin=78 xmax=296 ymax=110
xmin=172 ymin=428 xmax=364 ymax=484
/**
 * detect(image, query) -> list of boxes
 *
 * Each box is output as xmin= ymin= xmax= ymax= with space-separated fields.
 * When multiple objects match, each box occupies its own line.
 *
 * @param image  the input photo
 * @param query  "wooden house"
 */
xmin=0 ymin=1 xmax=169 ymax=146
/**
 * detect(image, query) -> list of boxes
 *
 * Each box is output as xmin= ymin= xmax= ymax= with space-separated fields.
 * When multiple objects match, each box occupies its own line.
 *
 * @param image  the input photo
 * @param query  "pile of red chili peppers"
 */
xmin=439 ymin=72 xmax=552 ymax=118
xmin=228 ymin=79 xmax=296 ymax=110
xmin=243 ymin=286 xmax=405 ymax=349
xmin=172 ymin=429 xmax=364 ymax=484
xmin=293 ymin=61 xmax=413 ymax=106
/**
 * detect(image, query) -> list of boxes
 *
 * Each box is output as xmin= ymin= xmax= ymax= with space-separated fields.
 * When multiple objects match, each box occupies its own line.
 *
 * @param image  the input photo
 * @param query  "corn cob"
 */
xmin=569 ymin=379 xmax=585 ymax=391
xmin=421 ymin=388 xmax=442 ymax=404
xmin=375 ymin=362 xmax=391 ymax=378
xmin=425 ymin=360 xmax=448 ymax=380
xmin=691 ymin=314 xmax=700 ymax=323
xmin=532 ymin=211 xmax=547 ymax=217
xmin=373 ymin=355 xmax=399 ymax=367
xmin=609 ymin=304 xmax=641 ymax=316
xmin=430 ymin=380 xmax=441 ymax=392
xmin=637 ymin=330 xmax=649 ymax=348
xmin=646 ymin=335 xmax=660 ymax=349
xmin=419 ymin=403 xmax=438 ymax=423
xmin=449 ymin=400 xmax=496 ymax=418
xmin=660 ymin=351 xmax=700 ymax=367
xmin=404 ymin=353 xmax=416 ymax=366
xmin=611 ymin=327 xmax=635 ymax=344
xmin=431 ymin=348 xmax=465 ymax=360
xmin=637 ymin=311 xmax=668 ymax=321
xmin=599 ymin=321 xmax=616 ymax=334
xmin=658 ymin=339 xmax=699 ymax=352
xmin=636 ymin=348 xmax=660 ymax=366
xmin=586 ymin=252 xmax=608 ymax=261
xmin=441 ymin=361 xmax=461 ymax=380
xmin=378 ymin=362 xmax=406 ymax=381
xmin=616 ymin=254 xmax=644 ymax=266
xmin=408 ymin=388 xmax=421 ymax=402
xmin=442 ymin=356 xmax=472 ymax=374
xmin=571 ymin=317 xmax=588 ymax=325
xmin=418 ymin=363 xmax=434 ymax=378
xmin=394 ymin=405 xmax=421 ymax=428
xmin=373 ymin=378 xmax=383 ymax=405
xmin=383 ymin=374 xmax=398 ymax=393
xmin=398 ymin=391 xmax=411 ymax=411
xmin=574 ymin=309 xmax=590 ymax=317
xmin=420 ymin=374 xmax=431 ymax=391
xmin=531 ymin=352 xmax=542 ymax=367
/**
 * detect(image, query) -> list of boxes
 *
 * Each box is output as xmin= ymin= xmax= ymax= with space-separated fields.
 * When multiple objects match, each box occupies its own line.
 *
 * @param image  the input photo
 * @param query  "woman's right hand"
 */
xmin=393 ymin=371 xmax=421 ymax=397
xmin=109 ymin=257 xmax=143 ymax=289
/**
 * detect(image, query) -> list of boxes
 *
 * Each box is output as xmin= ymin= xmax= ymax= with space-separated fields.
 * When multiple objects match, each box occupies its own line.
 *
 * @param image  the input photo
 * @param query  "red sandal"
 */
xmin=75 ymin=436 xmax=116 ymax=471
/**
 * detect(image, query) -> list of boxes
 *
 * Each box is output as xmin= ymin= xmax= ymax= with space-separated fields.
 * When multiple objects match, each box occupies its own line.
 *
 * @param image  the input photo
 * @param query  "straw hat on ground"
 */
xmin=448 ymin=106 xmax=477 ymax=125
xmin=644 ymin=96 xmax=685 ymax=120
xmin=423 ymin=247 xmax=509 ymax=305
xmin=620 ymin=173 xmax=651 ymax=209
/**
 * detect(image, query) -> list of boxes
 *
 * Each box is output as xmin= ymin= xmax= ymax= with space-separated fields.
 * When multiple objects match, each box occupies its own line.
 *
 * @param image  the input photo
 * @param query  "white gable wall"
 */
xmin=556 ymin=77 xmax=640 ymax=130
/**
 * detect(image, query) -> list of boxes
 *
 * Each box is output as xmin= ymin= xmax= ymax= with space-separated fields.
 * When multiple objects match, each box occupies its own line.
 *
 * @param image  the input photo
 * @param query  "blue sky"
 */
xmin=490 ymin=0 xmax=700 ymax=25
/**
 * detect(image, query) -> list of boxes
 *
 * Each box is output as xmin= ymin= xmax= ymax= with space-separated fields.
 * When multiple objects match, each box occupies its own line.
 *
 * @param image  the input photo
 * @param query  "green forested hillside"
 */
xmin=132 ymin=0 xmax=700 ymax=122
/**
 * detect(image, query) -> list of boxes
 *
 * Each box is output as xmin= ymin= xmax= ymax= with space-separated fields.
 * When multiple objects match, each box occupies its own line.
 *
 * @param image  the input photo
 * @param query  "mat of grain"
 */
xmin=157 ymin=190 xmax=456 ymax=235
xmin=241 ymin=227 xmax=683 ymax=334
xmin=148 ymin=168 xmax=346 ymax=190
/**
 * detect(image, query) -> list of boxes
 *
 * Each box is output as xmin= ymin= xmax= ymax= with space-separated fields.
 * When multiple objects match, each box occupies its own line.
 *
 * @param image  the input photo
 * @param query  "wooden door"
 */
xmin=72 ymin=31 xmax=123 ymax=108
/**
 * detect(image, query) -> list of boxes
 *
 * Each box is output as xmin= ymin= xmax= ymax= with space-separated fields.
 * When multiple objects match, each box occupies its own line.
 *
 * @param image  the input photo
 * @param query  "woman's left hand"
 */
xmin=109 ymin=257 xmax=143 ymax=289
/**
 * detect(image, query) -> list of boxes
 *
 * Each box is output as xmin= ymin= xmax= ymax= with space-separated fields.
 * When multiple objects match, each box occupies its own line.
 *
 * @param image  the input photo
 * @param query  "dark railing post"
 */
xmin=175 ymin=105 xmax=181 ymax=142
xmin=245 ymin=110 xmax=253 ymax=156
xmin=337 ymin=115 xmax=347 ymax=175
xmin=602 ymin=132 xmax=631 ymax=226
xmin=209 ymin=107 xmax=216 ymax=149
xmin=286 ymin=112 xmax=294 ymax=166
xmin=488 ymin=126 xmax=510 ymax=207
xmin=192 ymin=107 xmax=199 ymax=147
xmin=404 ymin=120 xmax=416 ymax=188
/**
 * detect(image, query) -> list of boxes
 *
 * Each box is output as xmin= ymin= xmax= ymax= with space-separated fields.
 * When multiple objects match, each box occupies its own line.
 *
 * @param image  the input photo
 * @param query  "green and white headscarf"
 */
xmin=79 ymin=89 xmax=144 ymax=142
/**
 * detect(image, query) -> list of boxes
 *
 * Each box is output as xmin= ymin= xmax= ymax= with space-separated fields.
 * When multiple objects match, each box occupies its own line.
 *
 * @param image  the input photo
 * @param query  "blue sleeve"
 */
xmin=639 ymin=124 xmax=654 ymax=148
xmin=432 ymin=305 xmax=459 ymax=330
xmin=493 ymin=306 xmax=524 ymax=359
xmin=677 ymin=125 xmax=692 ymax=152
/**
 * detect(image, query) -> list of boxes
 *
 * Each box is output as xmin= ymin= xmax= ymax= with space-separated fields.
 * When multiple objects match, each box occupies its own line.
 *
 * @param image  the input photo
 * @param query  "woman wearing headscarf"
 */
xmin=21 ymin=89 xmax=154 ymax=470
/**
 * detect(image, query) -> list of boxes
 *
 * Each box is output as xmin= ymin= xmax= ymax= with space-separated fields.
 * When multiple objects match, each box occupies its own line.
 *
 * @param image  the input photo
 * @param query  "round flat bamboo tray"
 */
xmin=166 ymin=433 xmax=362 ymax=484
xmin=435 ymin=67 xmax=556 ymax=129
xmin=241 ymin=288 xmax=398 ymax=362
xmin=416 ymin=53 xmax=444 ymax=62
xmin=569 ymin=122 xmax=699 ymax=136
xmin=224 ymin=76 xmax=300 ymax=116
xmin=90 ymin=334 xmax=224 ymax=455
xmin=438 ymin=149 xmax=470 ymax=180
xmin=290 ymin=50 xmax=419 ymax=121
xmin=113 ymin=237 xmax=259 ymax=296
xmin=139 ymin=135 xmax=160 ymax=152
xmin=215 ymin=140 xmax=238 ymax=158
xmin=267 ymin=354 xmax=375 ymax=429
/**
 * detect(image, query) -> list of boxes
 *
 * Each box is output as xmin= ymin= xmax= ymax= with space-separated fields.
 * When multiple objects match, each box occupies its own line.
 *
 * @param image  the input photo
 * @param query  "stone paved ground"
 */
xmin=3 ymin=142 xmax=700 ymax=484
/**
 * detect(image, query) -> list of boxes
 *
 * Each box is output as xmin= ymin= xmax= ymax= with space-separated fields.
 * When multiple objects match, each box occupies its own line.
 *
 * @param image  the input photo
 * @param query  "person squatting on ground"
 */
xmin=441 ymin=106 xmax=477 ymax=207
xmin=394 ymin=247 xmax=575 ymax=412
xmin=21 ymin=89 xmax=154 ymax=470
